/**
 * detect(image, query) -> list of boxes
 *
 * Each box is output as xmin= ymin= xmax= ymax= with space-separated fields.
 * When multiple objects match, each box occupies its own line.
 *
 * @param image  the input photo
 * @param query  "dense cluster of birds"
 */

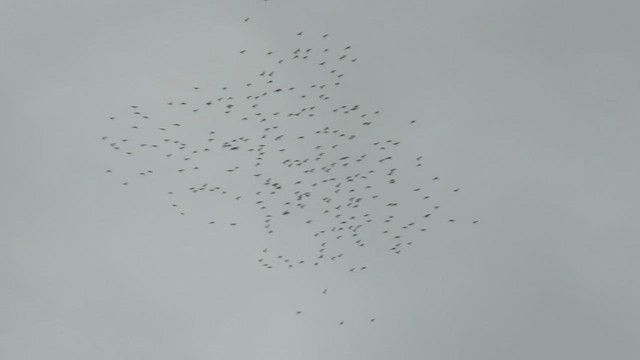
xmin=101 ymin=9 xmax=478 ymax=327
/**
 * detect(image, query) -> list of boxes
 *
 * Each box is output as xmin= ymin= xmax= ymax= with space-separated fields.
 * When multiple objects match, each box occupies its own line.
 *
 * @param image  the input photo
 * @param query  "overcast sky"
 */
xmin=2 ymin=0 xmax=640 ymax=359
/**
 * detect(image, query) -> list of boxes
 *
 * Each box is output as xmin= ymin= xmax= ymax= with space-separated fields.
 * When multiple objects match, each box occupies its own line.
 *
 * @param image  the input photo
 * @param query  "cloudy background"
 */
xmin=2 ymin=0 xmax=640 ymax=359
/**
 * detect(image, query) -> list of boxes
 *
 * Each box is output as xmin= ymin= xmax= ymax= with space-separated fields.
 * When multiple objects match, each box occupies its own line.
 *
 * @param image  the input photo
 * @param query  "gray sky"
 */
xmin=2 ymin=0 xmax=640 ymax=359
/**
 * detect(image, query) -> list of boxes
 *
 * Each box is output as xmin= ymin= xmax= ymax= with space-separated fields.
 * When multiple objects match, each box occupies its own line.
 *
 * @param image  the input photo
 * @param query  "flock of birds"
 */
xmin=102 ymin=9 xmax=478 ymax=327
